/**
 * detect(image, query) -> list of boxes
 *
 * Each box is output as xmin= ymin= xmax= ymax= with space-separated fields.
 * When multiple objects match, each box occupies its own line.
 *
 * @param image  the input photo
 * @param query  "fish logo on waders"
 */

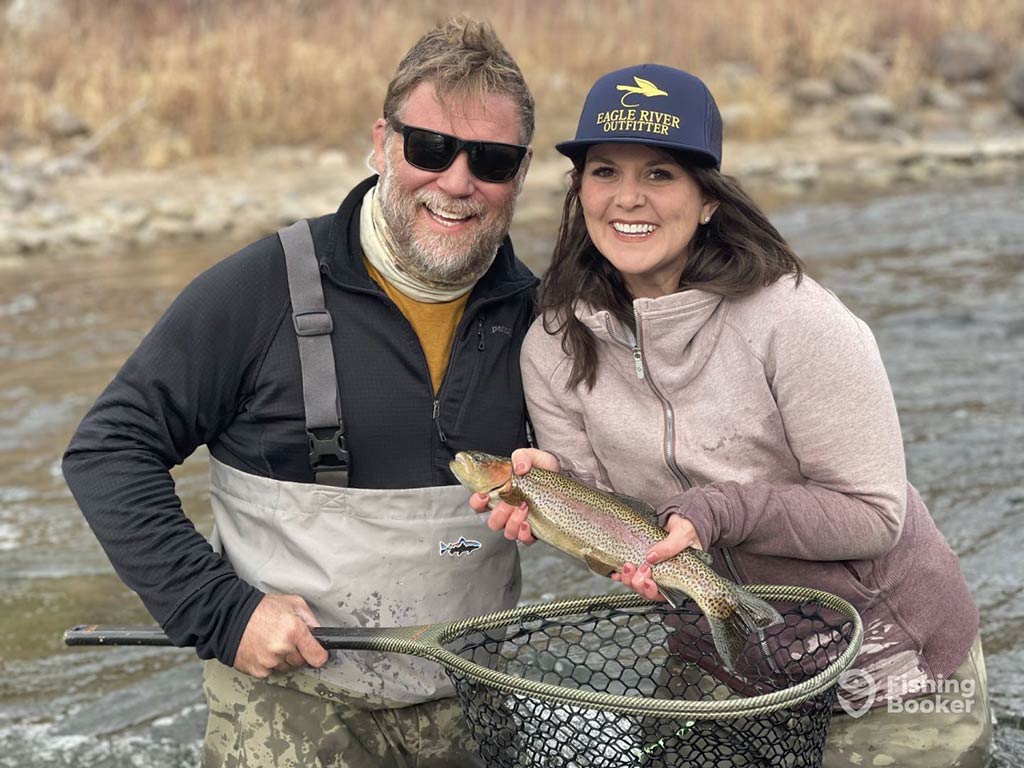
xmin=439 ymin=536 xmax=482 ymax=557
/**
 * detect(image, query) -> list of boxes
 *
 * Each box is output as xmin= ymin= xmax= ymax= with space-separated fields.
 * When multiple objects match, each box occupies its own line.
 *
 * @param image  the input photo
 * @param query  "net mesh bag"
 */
xmin=437 ymin=587 xmax=861 ymax=768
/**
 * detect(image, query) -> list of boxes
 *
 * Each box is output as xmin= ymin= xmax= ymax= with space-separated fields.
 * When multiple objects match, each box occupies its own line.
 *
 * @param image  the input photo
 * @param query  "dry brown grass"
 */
xmin=2 ymin=0 xmax=1022 ymax=167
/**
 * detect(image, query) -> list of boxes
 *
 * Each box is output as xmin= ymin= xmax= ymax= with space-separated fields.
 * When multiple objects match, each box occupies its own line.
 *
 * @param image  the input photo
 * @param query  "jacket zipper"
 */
xmin=432 ymin=399 xmax=447 ymax=443
xmin=604 ymin=313 xmax=694 ymax=492
xmin=433 ymin=304 xmax=494 ymax=446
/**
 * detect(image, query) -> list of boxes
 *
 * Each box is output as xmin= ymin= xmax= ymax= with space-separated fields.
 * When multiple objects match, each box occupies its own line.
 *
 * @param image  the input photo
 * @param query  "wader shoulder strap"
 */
xmin=279 ymin=220 xmax=350 ymax=487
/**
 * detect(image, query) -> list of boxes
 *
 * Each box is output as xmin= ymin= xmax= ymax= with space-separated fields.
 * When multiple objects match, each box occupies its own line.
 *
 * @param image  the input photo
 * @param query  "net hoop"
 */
xmin=361 ymin=584 xmax=862 ymax=719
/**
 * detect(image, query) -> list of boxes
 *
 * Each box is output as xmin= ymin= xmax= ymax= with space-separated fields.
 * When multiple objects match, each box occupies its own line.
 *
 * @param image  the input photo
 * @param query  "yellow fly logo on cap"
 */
xmin=595 ymin=76 xmax=680 ymax=137
xmin=616 ymin=76 xmax=668 ymax=107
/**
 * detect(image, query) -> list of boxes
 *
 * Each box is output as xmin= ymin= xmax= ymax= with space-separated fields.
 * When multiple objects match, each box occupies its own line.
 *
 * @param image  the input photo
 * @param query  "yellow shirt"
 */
xmin=364 ymin=258 xmax=469 ymax=394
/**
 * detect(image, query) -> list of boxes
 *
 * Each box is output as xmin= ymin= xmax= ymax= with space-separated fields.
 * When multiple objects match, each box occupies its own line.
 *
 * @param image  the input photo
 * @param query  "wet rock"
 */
xmin=777 ymin=162 xmax=821 ymax=189
xmin=47 ymin=105 xmax=90 ymax=139
xmin=970 ymin=106 xmax=1014 ymax=133
xmin=719 ymin=102 xmax=757 ymax=134
xmin=957 ymin=81 xmax=993 ymax=101
xmin=793 ymin=78 xmax=836 ymax=106
xmin=718 ymin=61 xmax=759 ymax=90
xmin=933 ymin=33 xmax=998 ymax=82
xmin=99 ymin=200 xmax=150 ymax=231
xmin=1008 ymin=58 xmax=1024 ymax=117
xmin=0 ymin=174 xmax=37 ymax=210
xmin=25 ymin=201 xmax=73 ymax=227
xmin=11 ymin=228 xmax=56 ymax=254
xmin=133 ymin=216 xmax=189 ymax=246
xmin=4 ymin=0 xmax=67 ymax=34
xmin=154 ymin=198 xmax=196 ymax=221
xmin=191 ymin=206 xmax=231 ymax=238
xmin=317 ymin=150 xmax=349 ymax=168
xmin=40 ymin=155 xmax=92 ymax=179
xmin=142 ymin=134 xmax=194 ymax=169
xmin=840 ymin=94 xmax=899 ymax=140
xmin=920 ymin=82 xmax=966 ymax=111
xmin=66 ymin=217 xmax=108 ymax=247
xmin=833 ymin=51 xmax=887 ymax=95
xmin=16 ymin=146 xmax=54 ymax=169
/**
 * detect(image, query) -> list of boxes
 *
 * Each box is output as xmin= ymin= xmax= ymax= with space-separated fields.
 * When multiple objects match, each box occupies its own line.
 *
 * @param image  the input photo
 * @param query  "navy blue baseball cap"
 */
xmin=556 ymin=64 xmax=723 ymax=169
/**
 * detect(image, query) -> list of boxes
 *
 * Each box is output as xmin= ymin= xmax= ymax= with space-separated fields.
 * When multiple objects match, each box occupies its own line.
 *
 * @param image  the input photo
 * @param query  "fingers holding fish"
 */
xmin=471 ymin=492 xmax=535 ymax=544
xmin=508 ymin=503 xmax=535 ymax=544
xmin=644 ymin=515 xmax=703 ymax=566
xmin=468 ymin=492 xmax=492 ymax=513
xmin=497 ymin=501 xmax=536 ymax=543
xmin=613 ymin=561 xmax=662 ymax=601
xmin=510 ymin=447 xmax=561 ymax=475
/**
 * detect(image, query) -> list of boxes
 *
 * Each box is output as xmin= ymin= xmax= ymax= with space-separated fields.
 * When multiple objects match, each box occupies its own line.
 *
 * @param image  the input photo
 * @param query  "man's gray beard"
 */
xmin=377 ymin=153 xmax=516 ymax=287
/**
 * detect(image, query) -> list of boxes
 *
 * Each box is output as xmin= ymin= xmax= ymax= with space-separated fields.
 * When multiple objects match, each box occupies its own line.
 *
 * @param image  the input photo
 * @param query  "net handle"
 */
xmin=67 ymin=585 xmax=862 ymax=720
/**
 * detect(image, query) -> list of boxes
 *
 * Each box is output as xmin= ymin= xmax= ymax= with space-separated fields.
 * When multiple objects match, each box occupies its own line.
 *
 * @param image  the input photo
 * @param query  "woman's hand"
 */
xmin=611 ymin=515 xmax=703 ymax=600
xmin=469 ymin=448 xmax=560 ymax=544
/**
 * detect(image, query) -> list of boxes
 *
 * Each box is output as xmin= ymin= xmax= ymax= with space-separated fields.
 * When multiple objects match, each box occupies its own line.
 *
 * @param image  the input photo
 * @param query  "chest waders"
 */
xmin=209 ymin=220 xmax=521 ymax=709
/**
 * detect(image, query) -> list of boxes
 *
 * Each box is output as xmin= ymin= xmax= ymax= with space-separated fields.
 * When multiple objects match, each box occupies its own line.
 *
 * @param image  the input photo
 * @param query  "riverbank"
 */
xmin=6 ymin=0 xmax=1024 ymax=263
xmin=3 ymin=125 xmax=1023 ymax=265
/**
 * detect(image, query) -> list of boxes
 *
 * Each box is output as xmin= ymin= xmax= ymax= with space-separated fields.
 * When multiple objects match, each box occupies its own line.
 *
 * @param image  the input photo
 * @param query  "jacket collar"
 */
xmin=578 ymin=289 xmax=728 ymax=394
xmin=578 ymin=289 xmax=724 ymax=338
xmin=321 ymin=175 xmax=537 ymax=302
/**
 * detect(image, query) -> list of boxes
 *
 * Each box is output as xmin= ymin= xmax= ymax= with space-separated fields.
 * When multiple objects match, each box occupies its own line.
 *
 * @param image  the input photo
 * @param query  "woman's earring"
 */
xmin=703 ymin=216 xmax=711 ymax=224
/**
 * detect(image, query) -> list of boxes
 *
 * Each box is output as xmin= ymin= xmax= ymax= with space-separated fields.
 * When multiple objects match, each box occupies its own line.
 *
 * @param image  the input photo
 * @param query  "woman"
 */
xmin=476 ymin=64 xmax=990 ymax=766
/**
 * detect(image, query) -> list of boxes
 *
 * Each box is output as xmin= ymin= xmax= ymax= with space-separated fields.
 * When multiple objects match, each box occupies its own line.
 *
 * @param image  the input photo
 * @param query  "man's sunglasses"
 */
xmin=388 ymin=118 xmax=528 ymax=183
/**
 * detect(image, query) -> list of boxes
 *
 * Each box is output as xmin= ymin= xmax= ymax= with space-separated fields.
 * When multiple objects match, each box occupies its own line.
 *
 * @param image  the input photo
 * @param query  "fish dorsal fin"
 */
xmin=583 ymin=552 xmax=618 ymax=578
xmin=608 ymin=492 xmax=659 ymax=527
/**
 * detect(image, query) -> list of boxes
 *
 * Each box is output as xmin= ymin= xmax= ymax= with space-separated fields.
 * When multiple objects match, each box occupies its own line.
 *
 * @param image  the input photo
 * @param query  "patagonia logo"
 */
xmin=597 ymin=76 xmax=680 ymax=136
xmin=490 ymin=324 xmax=513 ymax=337
xmin=439 ymin=536 xmax=482 ymax=557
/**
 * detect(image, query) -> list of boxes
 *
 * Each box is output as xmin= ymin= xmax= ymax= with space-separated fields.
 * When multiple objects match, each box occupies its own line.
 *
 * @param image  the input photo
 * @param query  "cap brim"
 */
xmin=555 ymin=137 xmax=720 ymax=169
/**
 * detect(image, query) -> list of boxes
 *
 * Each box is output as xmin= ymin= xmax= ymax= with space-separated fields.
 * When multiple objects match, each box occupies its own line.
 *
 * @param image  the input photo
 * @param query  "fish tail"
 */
xmin=439 ymin=542 xmax=449 ymax=555
xmin=707 ymin=586 xmax=783 ymax=673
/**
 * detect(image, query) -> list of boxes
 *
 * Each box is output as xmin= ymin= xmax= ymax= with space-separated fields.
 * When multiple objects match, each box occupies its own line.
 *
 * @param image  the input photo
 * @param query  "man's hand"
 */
xmin=468 ymin=448 xmax=559 ymax=544
xmin=233 ymin=594 xmax=328 ymax=678
xmin=611 ymin=515 xmax=703 ymax=601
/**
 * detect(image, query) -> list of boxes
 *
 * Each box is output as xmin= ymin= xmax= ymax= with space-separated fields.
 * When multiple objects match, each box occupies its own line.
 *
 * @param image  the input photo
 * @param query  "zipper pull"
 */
xmin=476 ymin=316 xmax=485 ymax=351
xmin=633 ymin=346 xmax=645 ymax=380
xmin=432 ymin=399 xmax=447 ymax=443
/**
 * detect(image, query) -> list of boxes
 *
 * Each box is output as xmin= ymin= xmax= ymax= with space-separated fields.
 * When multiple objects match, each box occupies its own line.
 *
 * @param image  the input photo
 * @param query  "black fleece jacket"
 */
xmin=62 ymin=176 xmax=538 ymax=665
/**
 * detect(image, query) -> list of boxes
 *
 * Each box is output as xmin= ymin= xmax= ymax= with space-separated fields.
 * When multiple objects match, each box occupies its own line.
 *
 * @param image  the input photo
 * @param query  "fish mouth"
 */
xmin=449 ymin=451 xmax=512 ymax=494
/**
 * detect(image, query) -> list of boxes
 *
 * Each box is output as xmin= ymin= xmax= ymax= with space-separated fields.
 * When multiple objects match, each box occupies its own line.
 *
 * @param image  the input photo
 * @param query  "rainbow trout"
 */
xmin=450 ymin=451 xmax=782 ymax=673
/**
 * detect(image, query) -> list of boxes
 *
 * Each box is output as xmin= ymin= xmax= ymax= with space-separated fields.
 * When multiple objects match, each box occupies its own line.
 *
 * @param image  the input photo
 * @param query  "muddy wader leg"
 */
xmin=202 ymin=661 xmax=483 ymax=768
xmin=822 ymin=635 xmax=992 ymax=767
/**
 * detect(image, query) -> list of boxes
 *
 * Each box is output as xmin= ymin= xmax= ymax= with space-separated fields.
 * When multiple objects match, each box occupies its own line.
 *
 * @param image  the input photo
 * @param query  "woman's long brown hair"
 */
xmin=539 ymin=159 xmax=805 ymax=390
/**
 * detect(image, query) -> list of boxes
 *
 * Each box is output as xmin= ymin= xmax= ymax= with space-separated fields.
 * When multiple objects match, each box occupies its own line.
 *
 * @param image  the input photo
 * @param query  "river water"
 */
xmin=1 ymin=180 xmax=1021 ymax=766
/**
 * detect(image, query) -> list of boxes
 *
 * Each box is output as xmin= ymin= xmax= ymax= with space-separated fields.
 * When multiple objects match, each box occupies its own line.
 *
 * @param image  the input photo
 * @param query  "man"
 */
xmin=62 ymin=17 xmax=537 ymax=767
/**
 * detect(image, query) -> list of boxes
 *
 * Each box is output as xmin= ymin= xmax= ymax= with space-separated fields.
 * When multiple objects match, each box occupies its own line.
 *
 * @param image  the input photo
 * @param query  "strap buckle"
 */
xmin=308 ymin=427 xmax=350 ymax=487
xmin=293 ymin=310 xmax=333 ymax=337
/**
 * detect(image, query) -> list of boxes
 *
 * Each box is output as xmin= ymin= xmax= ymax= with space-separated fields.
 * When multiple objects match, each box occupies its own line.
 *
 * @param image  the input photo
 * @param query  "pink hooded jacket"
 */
xmin=521 ymin=274 xmax=978 ymax=707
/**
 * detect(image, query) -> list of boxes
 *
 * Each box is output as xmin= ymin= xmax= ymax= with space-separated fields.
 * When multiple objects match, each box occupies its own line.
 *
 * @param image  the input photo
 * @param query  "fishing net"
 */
xmin=435 ymin=585 xmax=861 ymax=768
